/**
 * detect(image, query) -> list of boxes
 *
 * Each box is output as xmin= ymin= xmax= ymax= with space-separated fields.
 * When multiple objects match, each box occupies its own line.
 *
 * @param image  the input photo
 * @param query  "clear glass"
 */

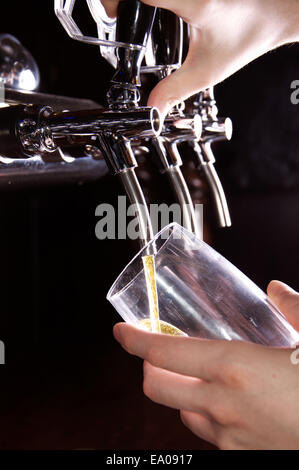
xmin=107 ymin=223 xmax=299 ymax=347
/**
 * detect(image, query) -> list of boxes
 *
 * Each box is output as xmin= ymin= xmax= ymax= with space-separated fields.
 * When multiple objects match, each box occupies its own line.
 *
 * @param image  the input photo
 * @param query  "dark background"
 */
xmin=0 ymin=0 xmax=298 ymax=450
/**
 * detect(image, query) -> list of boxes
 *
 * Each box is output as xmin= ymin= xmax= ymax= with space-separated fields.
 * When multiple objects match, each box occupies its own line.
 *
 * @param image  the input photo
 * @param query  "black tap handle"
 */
xmin=116 ymin=0 xmax=156 ymax=47
xmin=151 ymin=8 xmax=182 ymax=68
xmin=110 ymin=0 xmax=157 ymax=106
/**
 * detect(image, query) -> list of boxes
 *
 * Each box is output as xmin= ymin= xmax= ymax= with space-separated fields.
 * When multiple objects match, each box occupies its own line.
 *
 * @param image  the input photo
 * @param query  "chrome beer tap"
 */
xmin=147 ymin=109 xmax=202 ymax=237
xmin=142 ymin=9 xmax=203 ymax=237
xmin=191 ymin=88 xmax=232 ymax=227
xmin=65 ymin=0 xmax=201 ymax=238
xmin=95 ymin=0 xmax=160 ymax=246
xmin=0 ymin=0 xmax=163 ymax=248
xmin=145 ymin=16 xmax=232 ymax=230
xmin=56 ymin=0 xmax=161 ymax=247
xmin=55 ymin=1 xmax=203 ymax=237
xmin=0 ymin=1 xmax=231 ymax=236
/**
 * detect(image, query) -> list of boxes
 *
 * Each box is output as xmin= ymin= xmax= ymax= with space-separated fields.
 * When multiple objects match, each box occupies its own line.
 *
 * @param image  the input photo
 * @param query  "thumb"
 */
xmin=267 ymin=280 xmax=299 ymax=331
xmin=147 ymin=27 xmax=214 ymax=118
xmin=147 ymin=64 xmax=211 ymax=118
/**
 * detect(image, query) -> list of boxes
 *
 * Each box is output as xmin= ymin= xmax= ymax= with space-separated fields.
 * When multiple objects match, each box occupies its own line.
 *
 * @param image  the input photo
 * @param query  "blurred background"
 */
xmin=0 ymin=0 xmax=298 ymax=450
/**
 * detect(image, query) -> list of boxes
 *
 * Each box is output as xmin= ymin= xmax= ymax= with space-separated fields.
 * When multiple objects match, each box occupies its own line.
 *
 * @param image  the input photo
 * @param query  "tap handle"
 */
xmin=115 ymin=0 xmax=156 ymax=48
xmin=145 ymin=9 xmax=183 ymax=76
xmin=201 ymin=117 xmax=233 ymax=145
xmin=55 ymin=1 xmax=155 ymax=67
xmin=109 ymin=1 xmax=157 ymax=107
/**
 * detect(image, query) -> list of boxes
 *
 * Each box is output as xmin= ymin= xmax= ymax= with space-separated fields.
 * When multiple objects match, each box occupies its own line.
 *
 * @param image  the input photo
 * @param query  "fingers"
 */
xmin=267 ymin=280 xmax=299 ymax=331
xmin=101 ymin=0 xmax=119 ymax=18
xmin=147 ymin=65 xmax=208 ymax=118
xmin=113 ymin=322 xmax=223 ymax=381
xmin=143 ymin=361 xmax=212 ymax=418
xmin=147 ymin=27 xmax=215 ymax=117
xmin=147 ymin=25 xmax=225 ymax=117
xmin=180 ymin=409 xmax=220 ymax=446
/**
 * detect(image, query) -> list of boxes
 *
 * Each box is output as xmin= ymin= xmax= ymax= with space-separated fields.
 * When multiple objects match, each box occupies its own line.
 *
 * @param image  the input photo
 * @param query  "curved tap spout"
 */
xmin=119 ymin=168 xmax=154 ymax=247
xmin=146 ymin=112 xmax=203 ymax=237
xmin=190 ymin=89 xmax=232 ymax=227
xmin=193 ymin=141 xmax=231 ymax=228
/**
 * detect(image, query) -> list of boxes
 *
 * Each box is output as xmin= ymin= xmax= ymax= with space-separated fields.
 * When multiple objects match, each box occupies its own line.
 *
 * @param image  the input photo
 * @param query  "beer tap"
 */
xmin=142 ymin=9 xmax=203 ymax=237
xmin=148 ymin=109 xmax=202 ymax=237
xmin=191 ymin=88 xmax=232 ymax=227
xmin=150 ymin=15 xmax=232 ymax=229
xmin=143 ymin=7 xmax=183 ymax=79
xmin=97 ymin=0 xmax=160 ymax=246
xmin=0 ymin=0 xmax=162 ymax=248
xmin=83 ymin=1 xmax=202 ymax=237
xmin=0 ymin=1 xmax=231 ymax=237
xmin=146 ymin=16 xmax=232 ymax=230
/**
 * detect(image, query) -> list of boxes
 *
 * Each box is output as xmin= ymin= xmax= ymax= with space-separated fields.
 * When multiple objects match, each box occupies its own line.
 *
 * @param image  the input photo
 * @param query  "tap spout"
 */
xmin=119 ymin=168 xmax=154 ymax=249
xmin=146 ymin=113 xmax=202 ymax=237
xmin=191 ymin=89 xmax=232 ymax=228
xmin=193 ymin=141 xmax=231 ymax=228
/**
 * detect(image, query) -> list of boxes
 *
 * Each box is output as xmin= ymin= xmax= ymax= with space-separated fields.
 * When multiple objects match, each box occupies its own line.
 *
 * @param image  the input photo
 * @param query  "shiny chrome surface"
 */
xmin=0 ymin=34 xmax=40 ymax=91
xmin=0 ymin=1 xmax=234 ymax=243
xmin=54 ymin=0 xmax=203 ymax=243
xmin=102 ymin=1 xmax=158 ymax=248
xmin=192 ymin=88 xmax=232 ymax=228
xmin=4 ymin=88 xmax=99 ymax=110
xmin=0 ymin=155 xmax=107 ymax=189
xmin=146 ymin=112 xmax=202 ymax=236
xmin=167 ymin=166 xmax=201 ymax=237
xmin=149 ymin=113 xmax=202 ymax=171
xmin=119 ymin=169 xmax=154 ymax=249
xmin=193 ymin=141 xmax=231 ymax=228
xmin=14 ymin=105 xmax=161 ymax=171
xmin=0 ymin=0 xmax=161 ymax=250
xmin=139 ymin=9 xmax=203 ymax=236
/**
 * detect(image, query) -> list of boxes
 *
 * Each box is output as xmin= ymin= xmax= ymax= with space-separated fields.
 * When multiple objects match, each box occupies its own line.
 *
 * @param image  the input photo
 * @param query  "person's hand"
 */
xmin=101 ymin=0 xmax=119 ymax=18
xmin=113 ymin=280 xmax=299 ymax=449
xmin=140 ymin=0 xmax=299 ymax=116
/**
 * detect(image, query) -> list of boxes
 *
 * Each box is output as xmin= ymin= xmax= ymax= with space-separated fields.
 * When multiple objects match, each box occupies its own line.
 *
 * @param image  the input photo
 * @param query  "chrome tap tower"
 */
xmin=0 ymin=0 xmax=233 ymax=245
